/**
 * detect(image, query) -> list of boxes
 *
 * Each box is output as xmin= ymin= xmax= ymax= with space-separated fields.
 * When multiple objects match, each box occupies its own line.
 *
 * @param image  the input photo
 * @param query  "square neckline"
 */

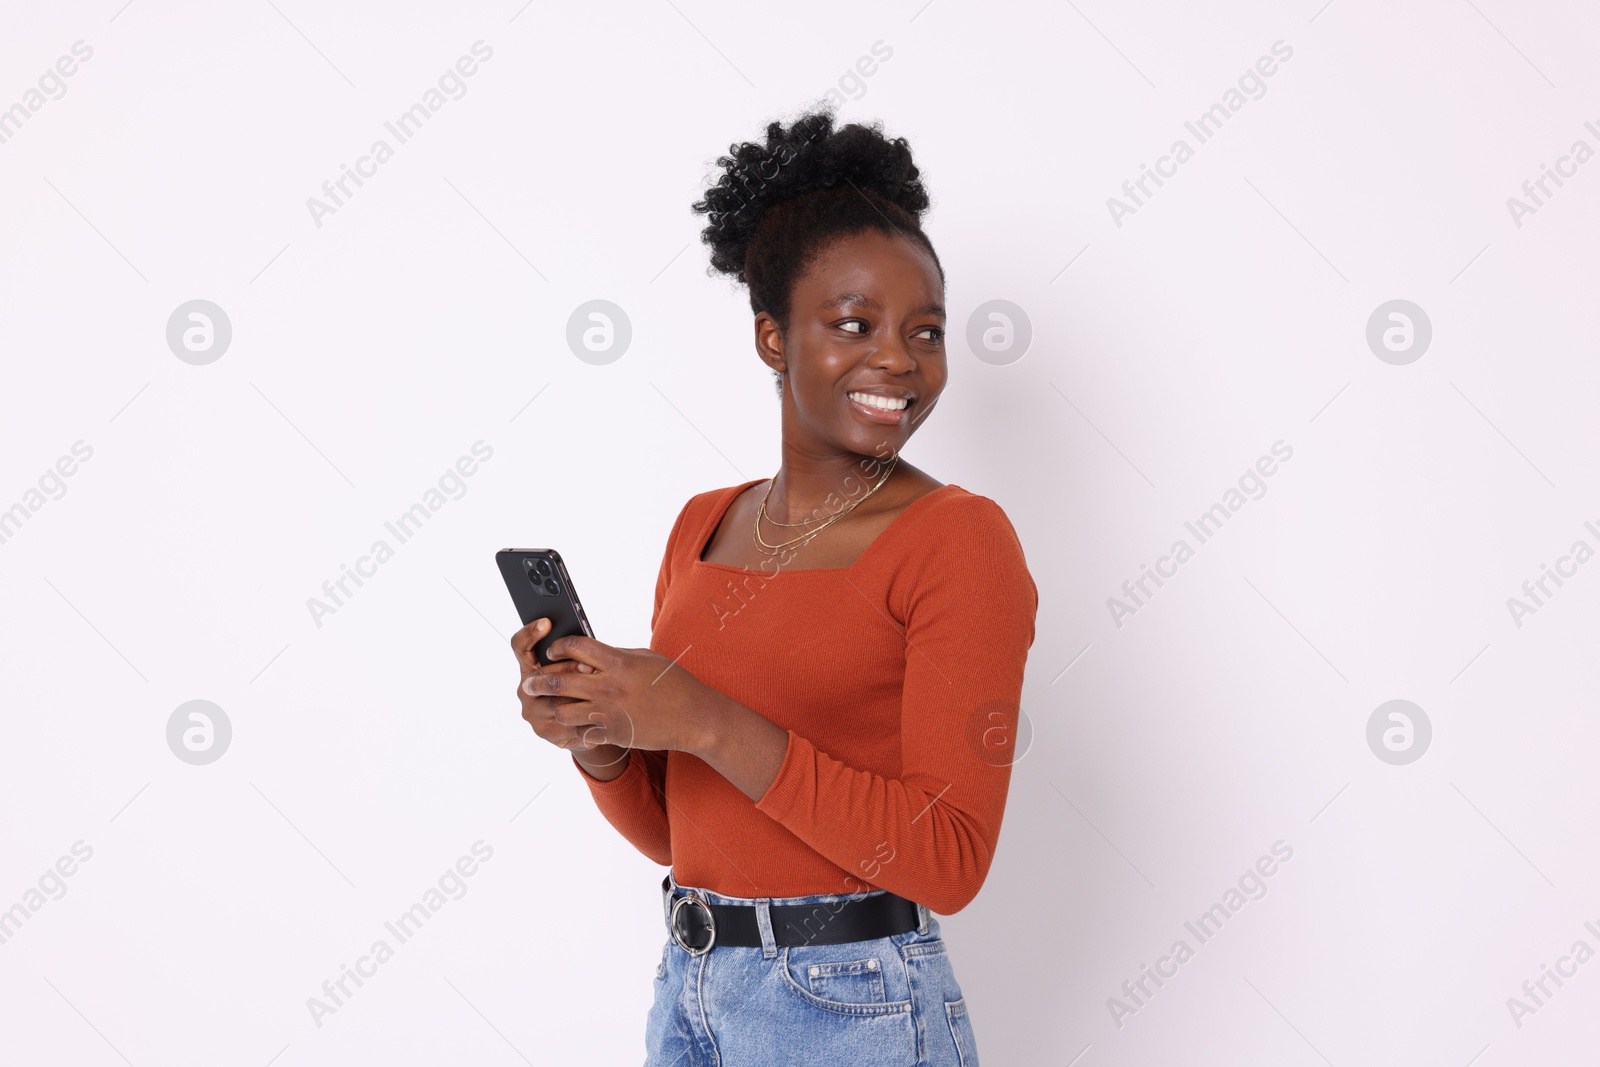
xmin=692 ymin=477 xmax=962 ymax=575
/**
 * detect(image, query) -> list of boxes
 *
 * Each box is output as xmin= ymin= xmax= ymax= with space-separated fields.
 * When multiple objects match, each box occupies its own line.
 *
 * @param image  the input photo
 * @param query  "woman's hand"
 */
xmin=511 ymin=618 xmax=631 ymax=772
xmin=525 ymin=632 xmax=718 ymax=755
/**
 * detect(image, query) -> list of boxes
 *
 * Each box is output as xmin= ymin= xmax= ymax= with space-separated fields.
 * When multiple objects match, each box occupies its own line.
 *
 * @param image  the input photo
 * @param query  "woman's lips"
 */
xmin=846 ymin=394 xmax=912 ymax=425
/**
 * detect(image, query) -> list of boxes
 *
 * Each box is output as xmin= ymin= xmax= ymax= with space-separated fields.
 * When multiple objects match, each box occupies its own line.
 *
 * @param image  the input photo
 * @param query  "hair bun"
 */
xmin=692 ymin=107 xmax=932 ymax=282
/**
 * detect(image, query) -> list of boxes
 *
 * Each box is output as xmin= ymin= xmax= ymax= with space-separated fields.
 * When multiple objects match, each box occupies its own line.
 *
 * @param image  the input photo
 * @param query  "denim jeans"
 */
xmin=644 ymin=872 xmax=980 ymax=1066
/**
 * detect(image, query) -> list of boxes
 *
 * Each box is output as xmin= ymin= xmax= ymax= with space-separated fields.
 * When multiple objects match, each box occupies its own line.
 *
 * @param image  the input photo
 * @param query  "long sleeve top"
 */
xmin=573 ymin=478 xmax=1039 ymax=915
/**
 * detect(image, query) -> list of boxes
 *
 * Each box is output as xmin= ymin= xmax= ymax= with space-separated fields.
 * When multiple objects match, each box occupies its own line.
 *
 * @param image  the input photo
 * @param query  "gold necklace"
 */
xmin=757 ymin=505 xmax=826 ymax=528
xmin=753 ymin=455 xmax=899 ymax=552
xmin=757 ymin=457 xmax=898 ymax=526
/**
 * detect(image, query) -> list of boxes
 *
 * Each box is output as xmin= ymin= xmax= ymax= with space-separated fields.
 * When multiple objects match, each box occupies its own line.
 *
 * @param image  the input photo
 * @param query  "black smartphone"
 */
xmin=496 ymin=548 xmax=594 ymax=666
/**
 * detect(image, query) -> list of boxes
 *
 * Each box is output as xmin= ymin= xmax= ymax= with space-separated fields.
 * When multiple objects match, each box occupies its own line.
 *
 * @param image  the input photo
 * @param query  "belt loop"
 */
xmin=662 ymin=873 xmax=675 ymax=932
xmin=916 ymin=901 xmax=930 ymax=936
xmin=755 ymin=898 xmax=777 ymax=958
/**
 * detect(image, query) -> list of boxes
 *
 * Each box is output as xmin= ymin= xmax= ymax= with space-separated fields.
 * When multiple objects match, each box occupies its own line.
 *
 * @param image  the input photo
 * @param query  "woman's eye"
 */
xmin=916 ymin=327 xmax=944 ymax=342
xmin=839 ymin=321 xmax=867 ymax=334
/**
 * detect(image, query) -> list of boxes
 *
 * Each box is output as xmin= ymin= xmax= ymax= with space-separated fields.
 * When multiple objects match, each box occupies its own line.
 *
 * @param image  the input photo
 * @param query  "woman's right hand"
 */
xmin=511 ymin=618 xmax=631 ymax=777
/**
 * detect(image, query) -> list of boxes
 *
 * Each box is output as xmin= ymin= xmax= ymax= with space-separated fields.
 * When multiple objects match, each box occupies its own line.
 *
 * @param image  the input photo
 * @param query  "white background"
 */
xmin=2 ymin=0 xmax=1598 ymax=1063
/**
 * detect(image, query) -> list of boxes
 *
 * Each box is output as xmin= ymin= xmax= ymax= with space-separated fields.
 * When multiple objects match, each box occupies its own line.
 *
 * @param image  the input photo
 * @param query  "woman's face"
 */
xmin=757 ymin=229 xmax=947 ymax=463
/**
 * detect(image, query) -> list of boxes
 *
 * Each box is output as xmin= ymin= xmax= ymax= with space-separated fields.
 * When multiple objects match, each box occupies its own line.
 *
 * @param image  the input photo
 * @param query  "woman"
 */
xmin=511 ymin=107 xmax=1037 ymax=1066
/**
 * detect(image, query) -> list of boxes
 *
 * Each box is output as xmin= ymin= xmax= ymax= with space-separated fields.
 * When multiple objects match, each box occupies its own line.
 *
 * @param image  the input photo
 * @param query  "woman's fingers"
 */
xmin=512 ymin=624 xmax=622 ymax=760
xmin=510 ymin=620 xmax=549 ymax=677
xmin=514 ymin=618 xmax=595 ymax=751
xmin=521 ymin=661 xmax=603 ymax=698
xmin=520 ymin=688 xmax=587 ymax=745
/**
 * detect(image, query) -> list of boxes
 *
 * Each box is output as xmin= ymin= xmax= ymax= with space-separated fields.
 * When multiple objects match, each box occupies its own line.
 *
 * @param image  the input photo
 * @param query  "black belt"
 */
xmin=661 ymin=875 xmax=920 ymax=955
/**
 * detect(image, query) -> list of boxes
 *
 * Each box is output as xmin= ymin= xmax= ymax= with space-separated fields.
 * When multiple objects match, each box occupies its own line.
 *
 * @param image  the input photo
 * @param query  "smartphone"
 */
xmin=496 ymin=548 xmax=594 ymax=666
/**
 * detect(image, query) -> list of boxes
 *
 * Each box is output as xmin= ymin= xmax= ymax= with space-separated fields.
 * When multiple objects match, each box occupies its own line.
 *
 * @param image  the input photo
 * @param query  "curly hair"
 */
xmin=691 ymin=106 xmax=944 ymax=397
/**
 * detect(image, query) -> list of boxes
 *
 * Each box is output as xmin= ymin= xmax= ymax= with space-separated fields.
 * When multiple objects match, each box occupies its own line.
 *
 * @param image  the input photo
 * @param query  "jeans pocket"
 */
xmin=777 ymin=946 xmax=912 ymax=1017
xmin=807 ymin=956 xmax=886 ymax=1005
xmin=945 ymin=997 xmax=979 ymax=1067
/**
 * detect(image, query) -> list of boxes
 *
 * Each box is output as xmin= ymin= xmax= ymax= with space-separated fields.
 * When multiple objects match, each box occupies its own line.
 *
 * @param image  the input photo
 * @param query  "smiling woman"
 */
xmin=508 ymin=105 xmax=1037 ymax=1067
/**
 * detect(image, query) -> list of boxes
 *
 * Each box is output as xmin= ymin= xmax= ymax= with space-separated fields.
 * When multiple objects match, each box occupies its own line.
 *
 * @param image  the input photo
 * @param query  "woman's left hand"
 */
xmin=523 ymin=635 xmax=717 ymax=754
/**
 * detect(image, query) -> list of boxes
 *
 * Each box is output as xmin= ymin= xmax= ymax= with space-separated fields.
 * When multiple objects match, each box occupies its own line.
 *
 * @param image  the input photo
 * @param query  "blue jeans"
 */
xmin=644 ymin=872 xmax=981 ymax=1066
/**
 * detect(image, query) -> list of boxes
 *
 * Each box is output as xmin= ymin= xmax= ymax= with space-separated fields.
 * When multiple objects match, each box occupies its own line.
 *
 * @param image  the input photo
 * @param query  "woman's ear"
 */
xmin=753 ymin=311 xmax=787 ymax=377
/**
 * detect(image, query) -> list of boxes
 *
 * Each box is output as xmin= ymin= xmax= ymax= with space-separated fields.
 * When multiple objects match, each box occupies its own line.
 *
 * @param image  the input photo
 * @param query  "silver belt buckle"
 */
xmin=670 ymin=890 xmax=716 ymax=956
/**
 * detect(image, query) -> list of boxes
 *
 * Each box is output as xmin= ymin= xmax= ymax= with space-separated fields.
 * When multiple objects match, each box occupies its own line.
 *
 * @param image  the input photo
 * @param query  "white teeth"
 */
xmin=849 ymin=392 xmax=909 ymax=411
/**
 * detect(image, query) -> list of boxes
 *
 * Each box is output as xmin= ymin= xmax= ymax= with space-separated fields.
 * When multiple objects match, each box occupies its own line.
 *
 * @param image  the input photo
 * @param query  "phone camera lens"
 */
xmin=546 ymin=578 xmax=561 ymax=596
xmin=533 ymin=559 xmax=553 ymax=577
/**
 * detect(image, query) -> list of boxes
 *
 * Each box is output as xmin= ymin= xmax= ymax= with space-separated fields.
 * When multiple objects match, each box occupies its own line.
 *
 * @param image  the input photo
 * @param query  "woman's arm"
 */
xmin=688 ymin=496 xmax=1039 ymax=915
xmin=687 ymin=696 xmax=789 ymax=800
xmin=573 ymin=747 xmax=671 ymax=865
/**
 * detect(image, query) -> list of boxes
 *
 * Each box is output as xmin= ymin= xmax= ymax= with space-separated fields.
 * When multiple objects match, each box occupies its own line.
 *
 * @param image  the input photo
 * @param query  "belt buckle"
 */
xmin=670 ymin=890 xmax=715 ymax=956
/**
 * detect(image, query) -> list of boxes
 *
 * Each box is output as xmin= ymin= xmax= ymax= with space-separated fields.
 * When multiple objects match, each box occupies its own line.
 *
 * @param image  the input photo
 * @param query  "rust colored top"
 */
xmin=575 ymin=478 xmax=1038 ymax=914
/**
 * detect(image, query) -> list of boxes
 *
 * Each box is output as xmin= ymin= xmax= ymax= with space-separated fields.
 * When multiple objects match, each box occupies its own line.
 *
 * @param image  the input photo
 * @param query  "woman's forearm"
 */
xmin=688 ymin=691 xmax=790 ymax=803
xmin=572 ymin=744 xmax=630 ymax=782
xmin=572 ymin=690 xmax=789 ymax=797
